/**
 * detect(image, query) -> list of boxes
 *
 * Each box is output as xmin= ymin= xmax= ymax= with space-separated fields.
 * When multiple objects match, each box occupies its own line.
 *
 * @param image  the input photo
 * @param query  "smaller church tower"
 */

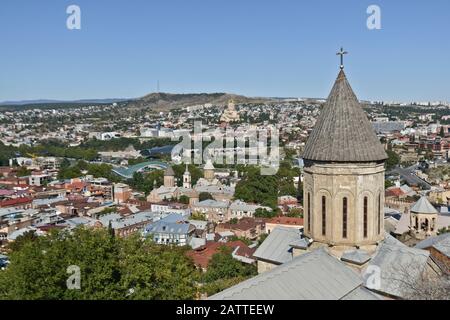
xmin=183 ymin=164 xmax=191 ymax=189
xmin=164 ymin=166 xmax=175 ymax=188
xmin=410 ymin=195 xmax=439 ymax=239
xmin=204 ymin=160 xmax=215 ymax=182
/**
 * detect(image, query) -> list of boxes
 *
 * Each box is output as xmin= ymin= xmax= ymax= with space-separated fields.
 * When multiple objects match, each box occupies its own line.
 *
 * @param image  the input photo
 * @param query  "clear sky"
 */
xmin=1 ymin=0 xmax=449 ymax=102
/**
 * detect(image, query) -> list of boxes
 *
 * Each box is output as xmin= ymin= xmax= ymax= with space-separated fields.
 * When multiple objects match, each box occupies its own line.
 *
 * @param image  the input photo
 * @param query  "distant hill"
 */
xmin=128 ymin=92 xmax=274 ymax=111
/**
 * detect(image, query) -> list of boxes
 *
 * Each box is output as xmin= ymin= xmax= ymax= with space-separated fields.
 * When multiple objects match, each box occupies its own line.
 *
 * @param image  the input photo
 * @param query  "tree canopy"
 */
xmin=0 ymin=228 xmax=198 ymax=300
xmin=234 ymin=162 xmax=299 ymax=209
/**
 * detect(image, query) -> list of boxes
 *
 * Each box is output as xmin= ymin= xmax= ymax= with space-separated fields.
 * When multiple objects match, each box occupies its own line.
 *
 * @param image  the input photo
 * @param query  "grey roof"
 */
xmin=194 ymin=199 xmax=229 ymax=208
xmin=382 ymin=232 xmax=408 ymax=247
xmin=189 ymin=237 xmax=206 ymax=249
xmin=209 ymin=248 xmax=380 ymax=300
xmin=289 ymin=238 xmax=310 ymax=250
xmin=145 ymin=215 xmax=192 ymax=235
xmin=410 ymin=196 xmax=438 ymax=214
xmin=366 ymin=242 xmax=430 ymax=298
xmin=164 ymin=166 xmax=175 ymax=176
xmin=341 ymin=287 xmax=382 ymax=300
xmin=303 ymin=70 xmax=387 ymax=162
xmin=372 ymin=121 xmax=405 ymax=134
xmin=393 ymin=212 xmax=411 ymax=236
xmin=341 ymin=249 xmax=371 ymax=265
xmin=415 ymin=233 xmax=450 ymax=258
xmin=253 ymin=226 xmax=301 ymax=264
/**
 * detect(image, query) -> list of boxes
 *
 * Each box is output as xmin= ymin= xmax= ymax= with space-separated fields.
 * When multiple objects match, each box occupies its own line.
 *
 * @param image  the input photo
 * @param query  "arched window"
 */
xmin=307 ymin=193 xmax=311 ymax=232
xmin=377 ymin=193 xmax=381 ymax=235
xmin=363 ymin=197 xmax=368 ymax=238
xmin=343 ymin=197 xmax=348 ymax=239
xmin=322 ymin=196 xmax=326 ymax=236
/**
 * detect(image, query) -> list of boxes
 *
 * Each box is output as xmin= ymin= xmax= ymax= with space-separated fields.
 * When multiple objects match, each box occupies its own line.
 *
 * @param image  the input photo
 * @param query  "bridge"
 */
xmin=112 ymin=161 xmax=168 ymax=179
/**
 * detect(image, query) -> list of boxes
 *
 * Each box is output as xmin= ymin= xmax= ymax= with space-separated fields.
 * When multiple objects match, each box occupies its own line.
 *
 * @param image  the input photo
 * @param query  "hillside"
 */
xmin=127 ymin=92 xmax=273 ymax=111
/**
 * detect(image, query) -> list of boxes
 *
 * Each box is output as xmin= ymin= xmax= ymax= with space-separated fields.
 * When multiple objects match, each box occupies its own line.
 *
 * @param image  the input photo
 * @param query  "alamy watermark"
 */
xmin=363 ymin=265 xmax=381 ymax=290
xmin=66 ymin=265 xmax=81 ymax=290
xmin=171 ymin=121 xmax=280 ymax=175
xmin=66 ymin=5 xmax=81 ymax=30
xmin=367 ymin=5 xmax=381 ymax=30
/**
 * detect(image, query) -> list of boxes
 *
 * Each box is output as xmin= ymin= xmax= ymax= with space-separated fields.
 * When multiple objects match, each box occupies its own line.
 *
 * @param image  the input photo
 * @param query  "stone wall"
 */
xmin=303 ymin=161 xmax=385 ymax=246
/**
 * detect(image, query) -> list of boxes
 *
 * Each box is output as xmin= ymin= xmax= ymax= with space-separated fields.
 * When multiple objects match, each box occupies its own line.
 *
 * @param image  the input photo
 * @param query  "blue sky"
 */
xmin=1 ymin=0 xmax=449 ymax=102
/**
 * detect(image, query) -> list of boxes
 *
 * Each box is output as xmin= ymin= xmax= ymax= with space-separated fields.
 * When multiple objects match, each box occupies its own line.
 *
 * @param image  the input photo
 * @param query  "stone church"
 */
xmin=210 ymin=59 xmax=447 ymax=300
xmin=302 ymin=69 xmax=388 ymax=249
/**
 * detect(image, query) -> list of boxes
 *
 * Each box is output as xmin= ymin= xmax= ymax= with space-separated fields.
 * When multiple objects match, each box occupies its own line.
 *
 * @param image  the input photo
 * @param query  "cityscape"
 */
xmin=0 ymin=0 xmax=449 ymax=307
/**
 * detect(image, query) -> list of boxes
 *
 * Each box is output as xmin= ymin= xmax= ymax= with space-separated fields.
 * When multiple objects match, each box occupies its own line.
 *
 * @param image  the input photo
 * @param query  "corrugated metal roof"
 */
xmin=209 ymin=248 xmax=374 ymax=300
xmin=341 ymin=287 xmax=382 ymax=300
xmin=341 ymin=249 xmax=371 ymax=265
xmin=253 ymin=226 xmax=301 ymax=264
xmin=303 ymin=70 xmax=387 ymax=162
xmin=366 ymin=243 xmax=430 ymax=298
xmin=415 ymin=233 xmax=450 ymax=258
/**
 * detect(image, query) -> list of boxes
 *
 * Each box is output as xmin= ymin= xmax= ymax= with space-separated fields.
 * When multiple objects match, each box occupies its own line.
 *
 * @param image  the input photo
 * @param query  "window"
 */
xmin=343 ymin=197 xmax=348 ymax=239
xmin=363 ymin=197 xmax=368 ymax=238
xmin=307 ymin=193 xmax=311 ymax=232
xmin=322 ymin=196 xmax=326 ymax=236
xmin=377 ymin=194 xmax=381 ymax=235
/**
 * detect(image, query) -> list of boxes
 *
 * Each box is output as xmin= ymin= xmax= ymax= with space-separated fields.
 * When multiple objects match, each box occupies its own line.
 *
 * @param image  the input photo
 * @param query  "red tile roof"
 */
xmin=0 ymin=197 xmax=33 ymax=208
xmin=186 ymin=240 xmax=256 ymax=269
xmin=217 ymin=217 xmax=264 ymax=231
xmin=385 ymin=187 xmax=405 ymax=197
xmin=267 ymin=216 xmax=304 ymax=226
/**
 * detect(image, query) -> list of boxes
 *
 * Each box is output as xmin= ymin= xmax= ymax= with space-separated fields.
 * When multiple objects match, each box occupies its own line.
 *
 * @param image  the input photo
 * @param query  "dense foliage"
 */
xmin=0 ymin=228 xmax=198 ymax=300
xmin=0 ymin=137 xmax=177 ymax=166
xmin=58 ymin=160 xmax=120 ymax=182
xmin=386 ymin=149 xmax=401 ymax=170
xmin=80 ymin=137 xmax=176 ymax=152
xmin=129 ymin=171 xmax=164 ymax=195
xmin=234 ymin=162 xmax=300 ymax=209
xmin=202 ymin=246 xmax=257 ymax=295
xmin=199 ymin=192 xmax=214 ymax=202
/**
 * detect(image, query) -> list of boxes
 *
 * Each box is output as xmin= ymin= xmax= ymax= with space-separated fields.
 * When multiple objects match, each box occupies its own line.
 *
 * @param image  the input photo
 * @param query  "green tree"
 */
xmin=199 ymin=192 xmax=214 ymax=202
xmin=0 ymin=228 xmax=199 ymax=300
xmin=204 ymin=247 xmax=257 ymax=284
xmin=386 ymin=150 xmax=400 ymax=170
xmin=178 ymin=195 xmax=190 ymax=204
xmin=191 ymin=212 xmax=207 ymax=221
xmin=286 ymin=208 xmax=303 ymax=218
xmin=254 ymin=208 xmax=277 ymax=219
xmin=385 ymin=180 xmax=395 ymax=189
xmin=7 ymin=231 xmax=38 ymax=252
xmin=172 ymin=164 xmax=202 ymax=187
xmin=16 ymin=166 xmax=31 ymax=177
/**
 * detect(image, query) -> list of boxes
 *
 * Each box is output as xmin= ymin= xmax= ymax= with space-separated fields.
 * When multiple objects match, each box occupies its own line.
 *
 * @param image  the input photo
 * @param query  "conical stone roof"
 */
xmin=303 ymin=70 xmax=387 ymax=162
xmin=164 ymin=166 xmax=175 ymax=176
xmin=410 ymin=196 xmax=438 ymax=215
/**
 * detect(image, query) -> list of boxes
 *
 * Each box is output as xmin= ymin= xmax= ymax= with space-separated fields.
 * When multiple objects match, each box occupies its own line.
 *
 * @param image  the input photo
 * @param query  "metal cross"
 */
xmin=336 ymin=47 xmax=348 ymax=70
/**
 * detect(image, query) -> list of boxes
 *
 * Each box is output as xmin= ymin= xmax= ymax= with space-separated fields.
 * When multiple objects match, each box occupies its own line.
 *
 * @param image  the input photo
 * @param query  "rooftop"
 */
xmin=209 ymin=248 xmax=380 ymax=300
xmin=303 ymin=70 xmax=387 ymax=163
xmin=253 ymin=226 xmax=301 ymax=264
xmin=410 ymin=196 xmax=438 ymax=215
